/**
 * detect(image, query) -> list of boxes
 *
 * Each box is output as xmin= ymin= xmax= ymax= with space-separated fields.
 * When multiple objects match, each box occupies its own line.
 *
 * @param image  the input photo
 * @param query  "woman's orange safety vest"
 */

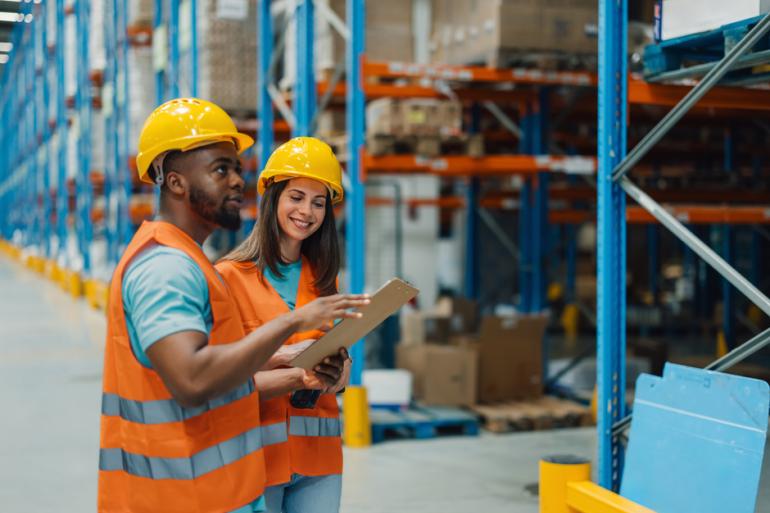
xmin=98 ymin=221 xmax=273 ymax=513
xmin=215 ymin=258 xmax=343 ymax=487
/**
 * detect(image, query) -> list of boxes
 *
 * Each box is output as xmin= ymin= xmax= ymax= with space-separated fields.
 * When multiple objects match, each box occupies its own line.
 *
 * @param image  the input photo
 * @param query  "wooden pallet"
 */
xmin=643 ymin=15 xmax=770 ymax=81
xmin=469 ymin=397 xmax=593 ymax=434
xmin=366 ymin=133 xmax=484 ymax=158
xmin=369 ymin=405 xmax=480 ymax=444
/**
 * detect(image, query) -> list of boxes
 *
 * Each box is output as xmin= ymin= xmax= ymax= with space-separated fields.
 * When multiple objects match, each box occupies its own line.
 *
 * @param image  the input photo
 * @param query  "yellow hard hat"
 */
xmin=135 ymin=98 xmax=254 ymax=184
xmin=258 ymin=137 xmax=344 ymax=204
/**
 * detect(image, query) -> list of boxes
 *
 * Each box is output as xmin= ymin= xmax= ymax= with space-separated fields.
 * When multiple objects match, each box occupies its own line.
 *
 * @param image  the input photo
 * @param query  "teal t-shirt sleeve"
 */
xmin=122 ymin=246 xmax=211 ymax=368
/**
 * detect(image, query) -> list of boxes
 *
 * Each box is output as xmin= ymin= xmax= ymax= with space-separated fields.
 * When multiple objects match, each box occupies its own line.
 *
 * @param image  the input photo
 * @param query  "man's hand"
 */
xmin=293 ymin=294 xmax=371 ymax=332
xmin=310 ymin=347 xmax=348 ymax=388
xmin=325 ymin=349 xmax=351 ymax=394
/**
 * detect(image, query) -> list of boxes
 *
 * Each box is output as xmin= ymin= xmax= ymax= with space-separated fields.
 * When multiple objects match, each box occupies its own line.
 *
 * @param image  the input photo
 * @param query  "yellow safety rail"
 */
xmin=540 ymin=457 xmax=656 ymax=513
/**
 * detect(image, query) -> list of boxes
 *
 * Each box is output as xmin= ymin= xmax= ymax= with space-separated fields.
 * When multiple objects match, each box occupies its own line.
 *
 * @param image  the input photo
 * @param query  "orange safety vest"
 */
xmin=98 ymin=221 xmax=273 ymax=513
xmin=215 ymin=258 xmax=343 ymax=487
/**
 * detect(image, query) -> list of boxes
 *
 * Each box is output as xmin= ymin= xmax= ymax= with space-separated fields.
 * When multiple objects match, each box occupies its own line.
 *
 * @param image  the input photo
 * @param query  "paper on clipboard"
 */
xmin=289 ymin=278 xmax=419 ymax=370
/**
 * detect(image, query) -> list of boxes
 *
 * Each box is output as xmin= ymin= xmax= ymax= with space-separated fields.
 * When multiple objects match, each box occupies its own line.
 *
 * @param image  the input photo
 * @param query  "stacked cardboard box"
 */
xmin=430 ymin=0 xmax=598 ymax=67
xmin=366 ymin=98 xmax=463 ymax=138
xmin=322 ymin=0 xmax=414 ymax=70
xmin=284 ymin=0 xmax=413 ymax=90
xmin=397 ymin=297 xmax=548 ymax=407
xmin=197 ymin=0 xmax=258 ymax=112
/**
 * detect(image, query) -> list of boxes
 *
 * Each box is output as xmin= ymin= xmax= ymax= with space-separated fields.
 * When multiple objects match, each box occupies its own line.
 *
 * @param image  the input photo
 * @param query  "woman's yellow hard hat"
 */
xmin=135 ymin=98 xmax=254 ymax=184
xmin=258 ymin=137 xmax=344 ymax=204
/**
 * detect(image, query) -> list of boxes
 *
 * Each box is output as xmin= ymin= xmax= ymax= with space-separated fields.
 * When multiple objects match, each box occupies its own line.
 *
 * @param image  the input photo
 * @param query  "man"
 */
xmin=98 ymin=98 xmax=368 ymax=513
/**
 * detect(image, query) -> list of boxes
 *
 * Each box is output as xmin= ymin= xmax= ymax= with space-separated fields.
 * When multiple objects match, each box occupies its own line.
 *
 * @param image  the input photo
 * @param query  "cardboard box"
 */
xmin=431 ymin=0 xmax=597 ymax=66
xmin=396 ymin=343 xmax=478 ymax=407
xmin=434 ymin=296 xmax=479 ymax=334
xmin=660 ymin=0 xmax=770 ymax=40
xmin=399 ymin=296 xmax=478 ymax=345
xmin=365 ymin=99 xmax=463 ymax=138
xmin=476 ymin=314 xmax=548 ymax=402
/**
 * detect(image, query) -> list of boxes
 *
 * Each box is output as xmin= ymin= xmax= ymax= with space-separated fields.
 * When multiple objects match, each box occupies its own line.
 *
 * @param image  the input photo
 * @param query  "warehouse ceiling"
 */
xmin=0 ymin=0 xmax=23 ymax=72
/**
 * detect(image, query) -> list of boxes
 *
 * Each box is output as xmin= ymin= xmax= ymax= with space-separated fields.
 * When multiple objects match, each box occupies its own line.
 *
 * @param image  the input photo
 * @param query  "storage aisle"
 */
xmin=2 ymin=254 xmax=769 ymax=512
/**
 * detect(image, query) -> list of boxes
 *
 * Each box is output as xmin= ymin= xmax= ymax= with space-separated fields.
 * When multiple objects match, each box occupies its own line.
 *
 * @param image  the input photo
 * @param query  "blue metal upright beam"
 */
xmin=294 ymin=0 xmax=316 ymax=136
xmin=117 ymin=0 xmax=132 ymax=252
xmin=39 ymin=1 xmax=52 ymax=259
xmin=257 ymin=0 xmax=274 ymax=172
xmin=532 ymin=89 xmax=550 ymax=312
xmin=647 ymin=224 xmax=659 ymax=304
xmin=464 ymin=177 xmax=479 ymax=300
xmin=76 ymin=0 xmax=93 ymax=274
xmin=519 ymin=103 xmax=533 ymax=313
xmin=722 ymin=225 xmax=734 ymax=348
xmin=56 ymin=0 xmax=68 ymax=266
xmin=597 ymin=0 xmax=628 ymax=491
xmin=153 ymin=0 xmax=180 ymax=103
xmin=103 ymin=0 xmax=118 ymax=266
xmin=346 ymin=0 xmax=366 ymax=385
xmin=464 ymin=103 xmax=481 ymax=300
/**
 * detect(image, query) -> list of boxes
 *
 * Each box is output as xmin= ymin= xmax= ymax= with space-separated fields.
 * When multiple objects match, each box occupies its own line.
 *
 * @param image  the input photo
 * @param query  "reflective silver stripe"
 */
xmin=289 ymin=416 xmax=342 ymax=437
xmin=262 ymin=422 xmax=289 ymax=446
xmin=100 ymin=424 xmax=268 ymax=480
xmin=101 ymin=380 xmax=255 ymax=425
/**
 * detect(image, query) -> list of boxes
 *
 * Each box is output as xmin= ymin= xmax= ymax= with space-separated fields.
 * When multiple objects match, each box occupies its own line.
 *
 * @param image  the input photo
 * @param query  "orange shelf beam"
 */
xmin=364 ymin=60 xmax=598 ymax=87
xmin=628 ymin=79 xmax=770 ymax=111
xmin=552 ymin=206 xmax=770 ymax=224
xmin=316 ymin=81 xmax=535 ymax=103
xmin=626 ymin=205 xmax=770 ymax=224
xmin=363 ymin=153 xmax=597 ymax=176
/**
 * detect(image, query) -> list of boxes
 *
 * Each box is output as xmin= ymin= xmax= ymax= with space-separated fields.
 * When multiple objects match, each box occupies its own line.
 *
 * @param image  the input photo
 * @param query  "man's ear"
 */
xmin=165 ymin=171 xmax=186 ymax=196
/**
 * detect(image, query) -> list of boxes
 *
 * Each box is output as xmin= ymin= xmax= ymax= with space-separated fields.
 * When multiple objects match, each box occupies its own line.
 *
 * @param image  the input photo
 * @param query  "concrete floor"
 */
xmin=1 ymin=255 xmax=769 ymax=512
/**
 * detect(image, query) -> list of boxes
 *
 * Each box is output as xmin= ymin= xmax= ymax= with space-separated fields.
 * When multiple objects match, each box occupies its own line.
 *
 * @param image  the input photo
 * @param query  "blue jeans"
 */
xmin=264 ymin=474 xmax=342 ymax=513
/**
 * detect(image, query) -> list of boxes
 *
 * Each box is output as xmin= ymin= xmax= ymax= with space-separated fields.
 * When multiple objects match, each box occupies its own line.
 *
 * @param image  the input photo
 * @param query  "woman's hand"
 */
xmin=292 ymin=294 xmax=370 ymax=332
xmin=262 ymin=339 xmax=315 ymax=370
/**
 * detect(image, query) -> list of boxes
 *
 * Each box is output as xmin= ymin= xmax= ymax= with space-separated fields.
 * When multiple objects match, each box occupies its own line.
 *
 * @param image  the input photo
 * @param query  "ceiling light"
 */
xmin=0 ymin=55 xmax=9 ymax=64
xmin=0 ymin=42 xmax=13 ymax=52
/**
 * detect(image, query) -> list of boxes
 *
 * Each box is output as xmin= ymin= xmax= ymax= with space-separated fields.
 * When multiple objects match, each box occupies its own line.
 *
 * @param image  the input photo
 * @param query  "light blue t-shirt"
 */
xmin=264 ymin=259 xmax=303 ymax=310
xmin=121 ymin=243 xmax=265 ymax=513
xmin=122 ymin=244 xmax=212 ymax=368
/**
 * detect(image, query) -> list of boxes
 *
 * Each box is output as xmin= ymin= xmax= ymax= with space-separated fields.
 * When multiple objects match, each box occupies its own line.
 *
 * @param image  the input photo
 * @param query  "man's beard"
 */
xmin=189 ymin=186 xmax=242 ymax=231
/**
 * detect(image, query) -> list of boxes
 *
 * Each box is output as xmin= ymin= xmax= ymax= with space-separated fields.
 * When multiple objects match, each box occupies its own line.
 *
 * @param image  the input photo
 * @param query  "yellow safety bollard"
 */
xmin=342 ymin=386 xmax=371 ymax=448
xmin=67 ymin=270 xmax=84 ymax=298
xmin=560 ymin=303 xmax=580 ymax=348
xmin=548 ymin=282 xmax=564 ymax=302
xmin=34 ymin=257 xmax=45 ymax=274
xmin=84 ymin=280 xmax=98 ymax=309
xmin=540 ymin=455 xmax=591 ymax=513
xmin=716 ymin=331 xmax=728 ymax=359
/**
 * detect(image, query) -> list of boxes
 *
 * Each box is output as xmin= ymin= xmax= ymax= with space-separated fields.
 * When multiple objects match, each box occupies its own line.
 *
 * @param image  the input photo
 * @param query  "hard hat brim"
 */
xmin=258 ymin=170 xmax=344 ymax=204
xmin=137 ymin=132 xmax=255 ymax=184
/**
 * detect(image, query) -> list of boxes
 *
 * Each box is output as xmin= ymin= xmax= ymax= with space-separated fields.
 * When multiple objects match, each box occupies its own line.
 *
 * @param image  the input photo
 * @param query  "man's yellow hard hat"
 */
xmin=135 ymin=98 xmax=254 ymax=184
xmin=258 ymin=137 xmax=344 ymax=204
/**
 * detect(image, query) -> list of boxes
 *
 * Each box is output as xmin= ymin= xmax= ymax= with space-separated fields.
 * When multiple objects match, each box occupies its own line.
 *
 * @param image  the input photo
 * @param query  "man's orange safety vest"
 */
xmin=216 ymin=258 xmax=343 ymax=487
xmin=98 ymin=221 xmax=273 ymax=513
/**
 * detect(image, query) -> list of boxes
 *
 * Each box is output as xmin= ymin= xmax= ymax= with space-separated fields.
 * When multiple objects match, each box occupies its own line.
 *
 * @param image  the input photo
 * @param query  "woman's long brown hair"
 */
xmin=221 ymin=179 xmax=340 ymax=296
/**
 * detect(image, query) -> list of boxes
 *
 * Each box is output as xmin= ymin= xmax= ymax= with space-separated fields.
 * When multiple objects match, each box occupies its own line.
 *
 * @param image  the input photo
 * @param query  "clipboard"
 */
xmin=289 ymin=278 xmax=419 ymax=370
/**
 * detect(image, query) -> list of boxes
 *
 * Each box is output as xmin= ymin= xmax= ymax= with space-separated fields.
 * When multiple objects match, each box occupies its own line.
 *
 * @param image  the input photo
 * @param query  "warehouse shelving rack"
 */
xmin=597 ymin=0 xmax=770 ymax=492
xmin=257 ymin=0 xmax=368 ymax=384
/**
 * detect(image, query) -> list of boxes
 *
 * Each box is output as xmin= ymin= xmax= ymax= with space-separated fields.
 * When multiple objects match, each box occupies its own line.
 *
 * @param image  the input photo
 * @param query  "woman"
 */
xmin=216 ymin=137 xmax=349 ymax=513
